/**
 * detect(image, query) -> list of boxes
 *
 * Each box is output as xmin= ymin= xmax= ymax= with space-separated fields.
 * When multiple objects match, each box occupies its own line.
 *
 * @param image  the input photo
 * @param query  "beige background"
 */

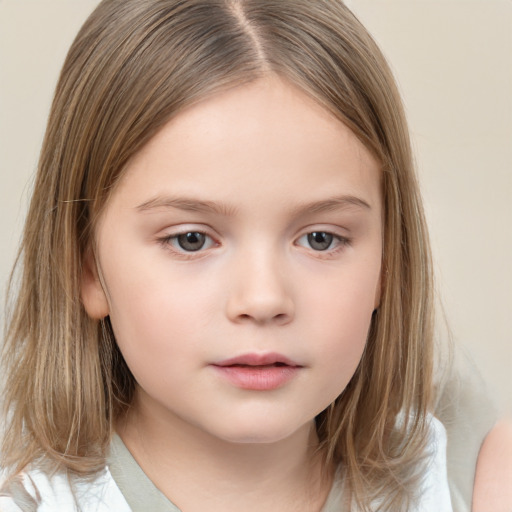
xmin=0 ymin=1 xmax=511 ymax=414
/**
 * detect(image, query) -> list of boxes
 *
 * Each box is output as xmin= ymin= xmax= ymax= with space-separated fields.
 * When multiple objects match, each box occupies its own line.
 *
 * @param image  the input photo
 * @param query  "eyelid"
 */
xmin=294 ymin=227 xmax=352 ymax=256
xmin=156 ymin=225 xmax=220 ymax=257
xmin=295 ymin=232 xmax=349 ymax=248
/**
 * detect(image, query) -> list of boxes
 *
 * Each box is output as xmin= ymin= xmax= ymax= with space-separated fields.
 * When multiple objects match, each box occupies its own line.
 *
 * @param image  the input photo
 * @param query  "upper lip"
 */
xmin=213 ymin=352 xmax=301 ymax=367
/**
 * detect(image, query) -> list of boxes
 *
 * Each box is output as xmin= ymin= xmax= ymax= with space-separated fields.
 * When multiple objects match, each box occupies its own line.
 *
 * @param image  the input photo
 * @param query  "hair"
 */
xmin=1 ymin=0 xmax=434 ymax=510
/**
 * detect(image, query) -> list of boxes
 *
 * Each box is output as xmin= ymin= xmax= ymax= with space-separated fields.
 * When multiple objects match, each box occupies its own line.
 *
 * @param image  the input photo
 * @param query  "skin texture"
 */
xmin=472 ymin=419 xmax=512 ymax=512
xmin=82 ymin=76 xmax=383 ymax=511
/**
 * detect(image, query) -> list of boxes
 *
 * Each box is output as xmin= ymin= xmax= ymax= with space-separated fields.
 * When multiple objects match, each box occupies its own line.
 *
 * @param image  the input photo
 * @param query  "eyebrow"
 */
xmin=290 ymin=195 xmax=371 ymax=216
xmin=135 ymin=194 xmax=371 ymax=216
xmin=136 ymin=196 xmax=238 ymax=216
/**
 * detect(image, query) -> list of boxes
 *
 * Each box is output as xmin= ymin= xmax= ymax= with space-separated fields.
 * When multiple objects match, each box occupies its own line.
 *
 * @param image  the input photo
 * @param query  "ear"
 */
xmin=81 ymin=247 xmax=109 ymax=319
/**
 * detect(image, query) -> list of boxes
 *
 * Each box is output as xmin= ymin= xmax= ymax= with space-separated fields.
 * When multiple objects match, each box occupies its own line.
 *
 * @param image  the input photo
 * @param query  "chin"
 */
xmin=206 ymin=417 xmax=313 ymax=446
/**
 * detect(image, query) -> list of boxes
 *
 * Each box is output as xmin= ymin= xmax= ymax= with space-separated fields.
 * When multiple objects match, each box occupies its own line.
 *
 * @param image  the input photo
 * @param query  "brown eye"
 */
xmin=307 ymin=232 xmax=334 ymax=251
xmin=176 ymin=232 xmax=207 ymax=251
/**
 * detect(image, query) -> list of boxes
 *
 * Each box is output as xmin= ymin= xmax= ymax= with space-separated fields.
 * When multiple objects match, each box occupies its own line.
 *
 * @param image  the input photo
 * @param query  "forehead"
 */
xmin=110 ymin=75 xmax=382 ymax=217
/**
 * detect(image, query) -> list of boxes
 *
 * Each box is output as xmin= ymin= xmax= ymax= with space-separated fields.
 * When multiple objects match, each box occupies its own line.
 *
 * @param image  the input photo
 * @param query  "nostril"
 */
xmin=272 ymin=313 xmax=293 ymax=326
xmin=234 ymin=311 xmax=291 ymax=325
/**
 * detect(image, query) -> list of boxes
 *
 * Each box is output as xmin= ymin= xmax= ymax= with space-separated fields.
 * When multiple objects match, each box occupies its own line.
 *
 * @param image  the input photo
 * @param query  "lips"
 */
xmin=211 ymin=352 xmax=302 ymax=391
xmin=214 ymin=352 xmax=299 ymax=367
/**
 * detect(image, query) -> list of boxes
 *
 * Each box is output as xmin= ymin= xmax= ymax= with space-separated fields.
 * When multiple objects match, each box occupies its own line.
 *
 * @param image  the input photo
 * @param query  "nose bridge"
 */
xmin=226 ymin=240 xmax=294 ymax=325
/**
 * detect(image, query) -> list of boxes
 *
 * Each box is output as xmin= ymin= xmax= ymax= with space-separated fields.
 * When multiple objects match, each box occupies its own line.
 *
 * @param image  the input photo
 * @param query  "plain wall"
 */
xmin=1 ymin=0 xmax=511 ymax=413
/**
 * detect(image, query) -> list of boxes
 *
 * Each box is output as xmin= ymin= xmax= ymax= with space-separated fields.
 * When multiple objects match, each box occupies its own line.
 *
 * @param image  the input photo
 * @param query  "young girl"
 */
xmin=0 ymin=0 xmax=453 ymax=510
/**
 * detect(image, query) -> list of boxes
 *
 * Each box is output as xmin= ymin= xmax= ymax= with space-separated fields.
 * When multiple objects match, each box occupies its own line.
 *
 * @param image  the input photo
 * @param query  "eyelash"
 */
xmin=157 ymin=231 xmax=217 ymax=259
xmin=295 ymin=232 xmax=351 ymax=256
xmin=157 ymin=229 xmax=351 ymax=258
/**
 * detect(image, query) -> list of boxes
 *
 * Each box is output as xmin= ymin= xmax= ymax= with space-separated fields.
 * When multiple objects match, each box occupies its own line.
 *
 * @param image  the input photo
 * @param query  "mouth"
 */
xmin=213 ymin=352 xmax=301 ymax=368
xmin=211 ymin=353 xmax=302 ymax=391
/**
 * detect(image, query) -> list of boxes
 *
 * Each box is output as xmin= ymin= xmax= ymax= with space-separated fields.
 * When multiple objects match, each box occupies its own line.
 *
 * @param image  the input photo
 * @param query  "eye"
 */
xmin=165 ymin=231 xmax=215 ymax=252
xmin=307 ymin=232 xmax=333 ymax=251
xmin=296 ymin=231 xmax=347 ymax=252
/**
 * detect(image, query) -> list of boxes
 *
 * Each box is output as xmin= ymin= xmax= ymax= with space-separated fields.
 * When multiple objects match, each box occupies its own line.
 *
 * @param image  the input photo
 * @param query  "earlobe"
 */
xmin=81 ymin=247 xmax=109 ymax=319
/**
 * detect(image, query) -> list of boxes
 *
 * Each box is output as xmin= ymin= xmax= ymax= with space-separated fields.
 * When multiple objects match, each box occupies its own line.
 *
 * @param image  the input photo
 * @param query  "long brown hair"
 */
xmin=1 ymin=1 xmax=434 ymax=509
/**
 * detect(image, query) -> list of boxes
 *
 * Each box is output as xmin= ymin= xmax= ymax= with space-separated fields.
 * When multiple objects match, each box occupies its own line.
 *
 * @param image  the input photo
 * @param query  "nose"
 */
xmin=225 ymin=249 xmax=294 ymax=326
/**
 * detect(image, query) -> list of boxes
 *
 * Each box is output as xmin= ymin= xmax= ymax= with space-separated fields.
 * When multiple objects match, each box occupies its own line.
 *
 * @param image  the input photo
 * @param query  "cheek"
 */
xmin=303 ymin=263 xmax=379 ymax=387
xmin=314 ymin=299 xmax=371 ymax=375
xmin=106 ymin=283 xmax=203 ymax=401
xmin=104 ymin=258 xmax=219 ymax=365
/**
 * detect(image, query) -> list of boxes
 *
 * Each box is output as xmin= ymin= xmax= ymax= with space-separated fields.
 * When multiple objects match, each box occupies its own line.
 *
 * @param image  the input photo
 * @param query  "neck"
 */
xmin=117 ymin=389 xmax=333 ymax=512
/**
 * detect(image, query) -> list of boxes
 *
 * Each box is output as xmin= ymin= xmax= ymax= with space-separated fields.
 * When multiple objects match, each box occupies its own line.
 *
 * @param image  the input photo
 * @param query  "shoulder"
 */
xmin=472 ymin=418 xmax=512 ymax=512
xmin=434 ymin=347 xmax=499 ymax=511
xmin=413 ymin=414 xmax=453 ymax=512
xmin=324 ymin=415 xmax=453 ymax=512
xmin=0 ymin=466 xmax=131 ymax=512
xmin=425 ymin=414 xmax=449 ymax=467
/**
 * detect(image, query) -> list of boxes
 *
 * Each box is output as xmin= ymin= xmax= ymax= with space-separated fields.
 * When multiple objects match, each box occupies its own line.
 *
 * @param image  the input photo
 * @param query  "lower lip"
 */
xmin=211 ymin=365 xmax=300 ymax=390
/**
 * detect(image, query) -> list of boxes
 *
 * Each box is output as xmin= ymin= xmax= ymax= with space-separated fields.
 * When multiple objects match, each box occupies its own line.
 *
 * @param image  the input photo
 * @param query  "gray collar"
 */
xmin=107 ymin=434 xmax=343 ymax=512
xmin=108 ymin=433 xmax=182 ymax=512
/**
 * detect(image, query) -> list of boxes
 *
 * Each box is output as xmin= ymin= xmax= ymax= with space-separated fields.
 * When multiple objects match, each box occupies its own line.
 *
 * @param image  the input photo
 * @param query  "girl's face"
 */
xmin=83 ymin=76 xmax=382 ymax=444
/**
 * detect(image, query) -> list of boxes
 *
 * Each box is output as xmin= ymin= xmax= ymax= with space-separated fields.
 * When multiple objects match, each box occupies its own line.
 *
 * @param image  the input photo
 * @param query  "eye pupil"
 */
xmin=308 ymin=232 xmax=333 ymax=251
xmin=177 ymin=232 xmax=206 ymax=251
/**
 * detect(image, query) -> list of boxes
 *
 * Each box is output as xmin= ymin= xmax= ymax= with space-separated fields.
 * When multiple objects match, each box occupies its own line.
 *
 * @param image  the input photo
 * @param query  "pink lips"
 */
xmin=211 ymin=353 xmax=302 ymax=391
